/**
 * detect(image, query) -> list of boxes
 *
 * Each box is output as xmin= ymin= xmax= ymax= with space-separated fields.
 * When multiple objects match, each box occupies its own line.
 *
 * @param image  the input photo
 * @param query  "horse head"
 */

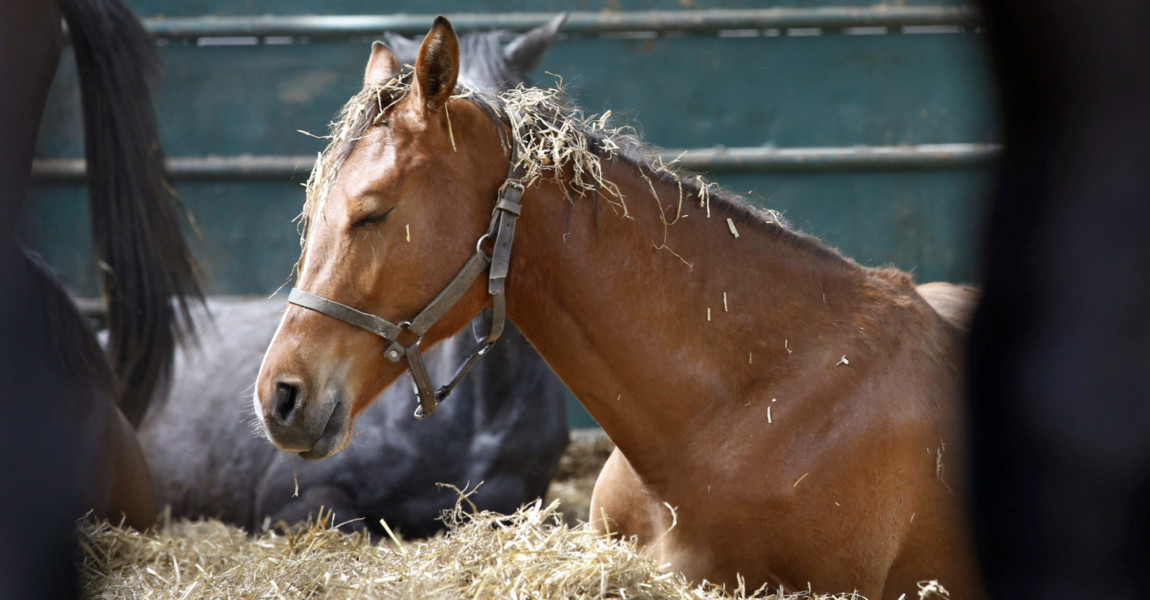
xmin=255 ymin=18 xmax=511 ymax=459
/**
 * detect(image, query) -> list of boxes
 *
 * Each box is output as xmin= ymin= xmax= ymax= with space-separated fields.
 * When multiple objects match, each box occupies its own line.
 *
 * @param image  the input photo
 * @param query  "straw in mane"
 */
xmin=296 ymin=68 xmax=792 ymax=261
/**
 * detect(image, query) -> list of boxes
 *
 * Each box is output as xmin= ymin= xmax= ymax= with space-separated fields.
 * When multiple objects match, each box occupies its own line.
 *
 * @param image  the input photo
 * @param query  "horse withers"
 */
xmin=254 ymin=17 xmax=984 ymax=599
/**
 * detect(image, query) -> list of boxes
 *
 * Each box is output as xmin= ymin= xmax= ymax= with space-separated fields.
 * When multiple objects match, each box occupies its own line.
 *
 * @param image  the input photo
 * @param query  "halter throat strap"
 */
xmin=287 ymin=155 xmax=525 ymax=419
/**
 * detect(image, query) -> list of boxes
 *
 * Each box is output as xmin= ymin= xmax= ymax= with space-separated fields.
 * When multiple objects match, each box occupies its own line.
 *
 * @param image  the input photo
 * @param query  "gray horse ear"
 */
xmin=503 ymin=13 xmax=566 ymax=74
xmin=381 ymin=31 xmax=420 ymax=66
xmin=412 ymin=16 xmax=460 ymax=111
xmin=364 ymin=41 xmax=401 ymax=85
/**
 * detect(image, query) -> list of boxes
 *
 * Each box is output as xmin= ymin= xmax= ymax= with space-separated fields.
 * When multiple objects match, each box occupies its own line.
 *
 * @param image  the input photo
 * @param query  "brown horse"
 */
xmin=255 ymin=17 xmax=983 ymax=599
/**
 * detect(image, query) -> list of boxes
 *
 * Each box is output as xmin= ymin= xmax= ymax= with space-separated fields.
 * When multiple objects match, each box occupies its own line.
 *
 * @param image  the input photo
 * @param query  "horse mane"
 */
xmin=299 ymin=71 xmax=413 ymax=249
xmin=299 ymin=70 xmax=848 ymax=266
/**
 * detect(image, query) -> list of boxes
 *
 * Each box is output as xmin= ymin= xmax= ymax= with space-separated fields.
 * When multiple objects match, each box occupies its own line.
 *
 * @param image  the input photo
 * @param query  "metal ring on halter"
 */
xmin=476 ymin=233 xmax=493 ymax=256
xmin=396 ymin=320 xmax=423 ymax=345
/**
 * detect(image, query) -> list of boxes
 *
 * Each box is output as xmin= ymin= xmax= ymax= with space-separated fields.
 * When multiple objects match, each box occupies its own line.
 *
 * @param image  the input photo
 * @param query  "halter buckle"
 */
xmin=500 ymin=178 xmax=524 ymax=194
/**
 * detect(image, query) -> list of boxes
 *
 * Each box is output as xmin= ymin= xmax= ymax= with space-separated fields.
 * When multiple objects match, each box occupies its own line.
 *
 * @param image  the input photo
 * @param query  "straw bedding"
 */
xmin=77 ymin=504 xmax=950 ymax=600
xmin=77 ymin=437 xmax=950 ymax=600
xmin=77 ymin=503 xmax=910 ymax=600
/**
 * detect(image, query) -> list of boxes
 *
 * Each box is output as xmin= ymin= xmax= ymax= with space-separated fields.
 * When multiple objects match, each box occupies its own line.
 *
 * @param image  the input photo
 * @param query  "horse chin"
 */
xmin=297 ymin=400 xmax=352 ymax=461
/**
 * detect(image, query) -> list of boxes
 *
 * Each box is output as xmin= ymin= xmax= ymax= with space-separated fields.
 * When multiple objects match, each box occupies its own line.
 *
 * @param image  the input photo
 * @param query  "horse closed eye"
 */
xmin=352 ymin=206 xmax=395 ymax=228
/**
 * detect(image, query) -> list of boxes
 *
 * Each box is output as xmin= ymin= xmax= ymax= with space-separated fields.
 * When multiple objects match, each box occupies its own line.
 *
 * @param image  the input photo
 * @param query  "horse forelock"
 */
xmin=297 ymin=73 xmax=412 ymax=265
xmin=297 ymin=71 xmax=499 ymax=253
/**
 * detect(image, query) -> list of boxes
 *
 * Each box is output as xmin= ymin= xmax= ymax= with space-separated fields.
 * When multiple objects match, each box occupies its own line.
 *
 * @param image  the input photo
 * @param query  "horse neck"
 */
xmin=504 ymin=155 xmax=927 ymax=471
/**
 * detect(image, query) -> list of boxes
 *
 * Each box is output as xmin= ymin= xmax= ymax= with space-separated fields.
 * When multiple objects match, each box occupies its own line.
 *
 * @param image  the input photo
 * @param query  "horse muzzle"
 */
xmin=258 ymin=379 xmax=351 ymax=460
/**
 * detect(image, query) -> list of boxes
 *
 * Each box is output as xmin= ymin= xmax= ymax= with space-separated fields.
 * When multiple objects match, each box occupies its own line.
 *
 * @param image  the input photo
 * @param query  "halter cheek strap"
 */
xmin=286 ymin=155 xmax=525 ymax=420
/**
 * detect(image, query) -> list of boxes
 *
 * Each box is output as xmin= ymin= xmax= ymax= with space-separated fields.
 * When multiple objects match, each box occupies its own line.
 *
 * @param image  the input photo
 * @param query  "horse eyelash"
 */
xmin=352 ymin=206 xmax=396 ymax=228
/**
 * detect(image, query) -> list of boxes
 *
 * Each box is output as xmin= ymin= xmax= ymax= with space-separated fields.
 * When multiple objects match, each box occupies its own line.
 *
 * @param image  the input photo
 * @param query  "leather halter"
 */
xmin=287 ymin=131 xmax=525 ymax=420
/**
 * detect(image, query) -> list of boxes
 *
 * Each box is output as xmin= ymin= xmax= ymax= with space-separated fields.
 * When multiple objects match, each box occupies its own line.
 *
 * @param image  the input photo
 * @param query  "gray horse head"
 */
xmin=383 ymin=14 xmax=566 ymax=93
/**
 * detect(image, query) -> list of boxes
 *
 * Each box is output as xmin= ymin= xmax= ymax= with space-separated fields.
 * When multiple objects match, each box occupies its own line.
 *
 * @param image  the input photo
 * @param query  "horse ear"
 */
xmin=365 ymin=41 xmax=401 ymax=85
xmin=504 ymin=13 xmax=566 ymax=74
xmin=381 ymin=31 xmax=420 ymax=66
xmin=412 ymin=16 xmax=460 ymax=111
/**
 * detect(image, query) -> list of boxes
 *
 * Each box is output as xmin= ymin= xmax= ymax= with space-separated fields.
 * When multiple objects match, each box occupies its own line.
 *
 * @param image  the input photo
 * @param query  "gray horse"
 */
xmin=139 ymin=17 xmax=571 ymax=538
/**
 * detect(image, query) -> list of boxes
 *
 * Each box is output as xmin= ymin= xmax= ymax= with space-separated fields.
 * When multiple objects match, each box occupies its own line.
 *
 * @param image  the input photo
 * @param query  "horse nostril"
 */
xmin=272 ymin=381 xmax=302 ymax=425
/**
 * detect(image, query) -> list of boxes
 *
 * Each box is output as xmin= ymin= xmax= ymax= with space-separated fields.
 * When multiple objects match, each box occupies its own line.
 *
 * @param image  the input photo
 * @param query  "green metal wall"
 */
xmin=23 ymin=1 xmax=998 ymax=427
xmin=91 ymin=0 xmax=975 ymax=15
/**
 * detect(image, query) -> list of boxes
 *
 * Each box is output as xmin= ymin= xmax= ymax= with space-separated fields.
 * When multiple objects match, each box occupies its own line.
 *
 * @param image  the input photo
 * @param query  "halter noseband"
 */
xmin=287 ymin=133 xmax=525 ymax=420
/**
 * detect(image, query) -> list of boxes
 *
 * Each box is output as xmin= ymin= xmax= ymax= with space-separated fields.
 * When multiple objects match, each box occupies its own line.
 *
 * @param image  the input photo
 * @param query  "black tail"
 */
xmin=58 ymin=0 xmax=203 ymax=428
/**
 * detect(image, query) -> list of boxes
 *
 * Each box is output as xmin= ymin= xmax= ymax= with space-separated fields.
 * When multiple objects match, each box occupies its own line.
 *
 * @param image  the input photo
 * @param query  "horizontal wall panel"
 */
xmin=721 ymin=168 xmax=990 ymax=285
xmin=36 ymin=32 xmax=996 ymax=159
xmin=543 ymin=33 xmax=997 ymax=149
xmin=34 ymin=45 xmax=356 ymax=160
xmin=21 ymin=168 xmax=989 ymax=296
xmin=127 ymin=1 xmax=971 ymax=19
xmin=30 ymin=144 xmax=1002 ymax=182
xmin=138 ymin=9 xmax=980 ymax=38
xmin=21 ymin=181 xmax=306 ymax=297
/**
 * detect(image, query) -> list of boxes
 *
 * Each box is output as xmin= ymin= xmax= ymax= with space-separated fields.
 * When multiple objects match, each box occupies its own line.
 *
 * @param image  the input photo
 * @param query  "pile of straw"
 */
xmin=77 ymin=497 xmax=948 ymax=600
